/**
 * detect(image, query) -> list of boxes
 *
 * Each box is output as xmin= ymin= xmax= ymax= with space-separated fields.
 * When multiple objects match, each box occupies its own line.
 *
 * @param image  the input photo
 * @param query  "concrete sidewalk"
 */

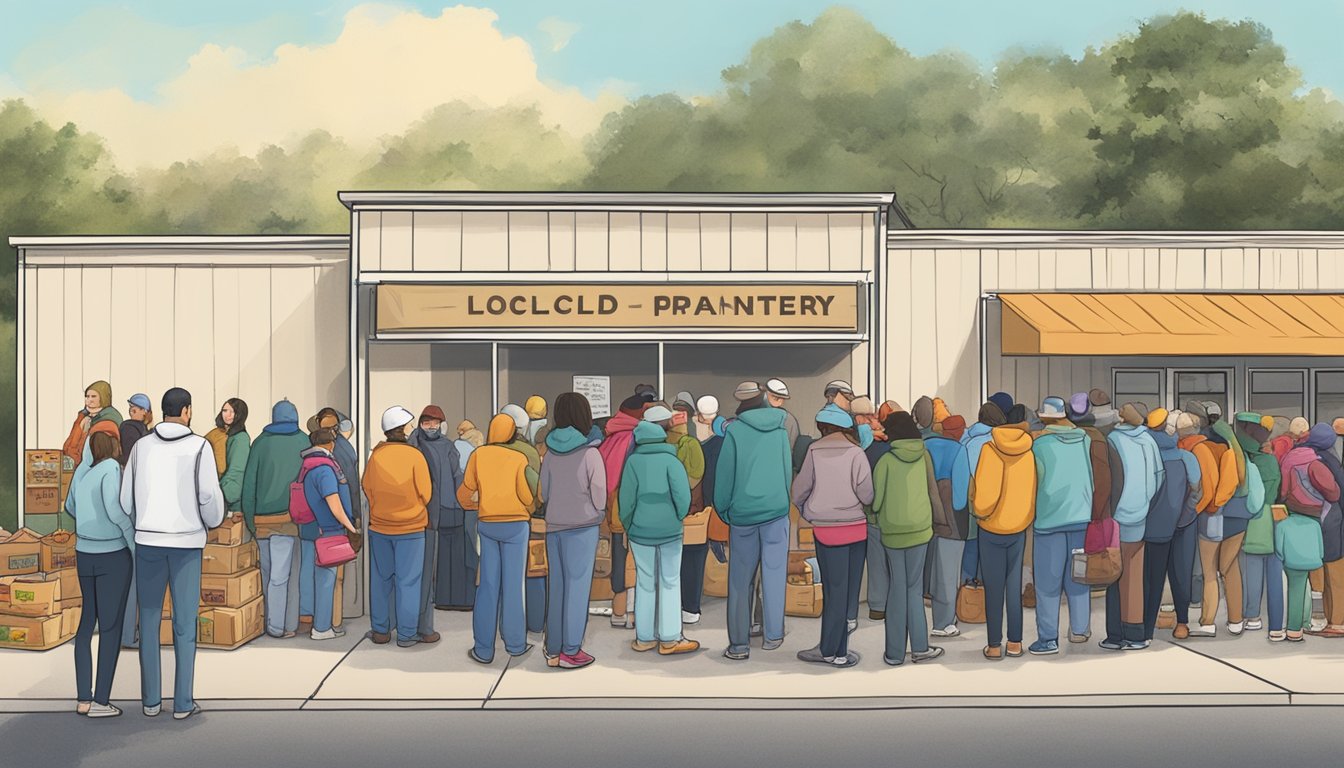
xmin=2 ymin=595 xmax=1340 ymax=711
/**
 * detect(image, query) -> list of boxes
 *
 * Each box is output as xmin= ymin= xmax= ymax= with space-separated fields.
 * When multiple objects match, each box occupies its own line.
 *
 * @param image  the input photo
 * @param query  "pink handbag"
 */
xmin=315 ymin=533 xmax=357 ymax=568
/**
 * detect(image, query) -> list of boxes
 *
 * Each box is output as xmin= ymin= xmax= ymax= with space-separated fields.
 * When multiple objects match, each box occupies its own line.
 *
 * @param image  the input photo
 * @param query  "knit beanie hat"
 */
xmin=816 ymin=403 xmax=855 ymax=429
xmin=1176 ymin=412 xmax=1200 ymax=437
xmin=525 ymin=396 xmax=547 ymax=420
xmin=932 ymin=397 xmax=951 ymax=425
xmin=941 ymin=415 xmax=967 ymax=441
xmin=1146 ymin=407 xmax=1169 ymax=431
xmin=877 ymin=400 xmax=902 ymax=423
xmin=912 ymin=396 xmax=935 ymax=429
xmin=1119 ymin=403 xmax=1144 ymax=427
xmin=86 ymin=380 xmax=113 ymax=410
xmin=850 ymin=396 xmax=876 ymax=416
xmin=989 ymin=392 xmax=1014 ymax=417
xmin=1289 ymin=417 xmax=1311 ymax=439
xmin=500 ymin=403 xmax=530 ymax=433
xmin=978 ymin=401 xmax=1007 ymax=427
xmin=1088 ymin=388 xmax=1112 ymax=407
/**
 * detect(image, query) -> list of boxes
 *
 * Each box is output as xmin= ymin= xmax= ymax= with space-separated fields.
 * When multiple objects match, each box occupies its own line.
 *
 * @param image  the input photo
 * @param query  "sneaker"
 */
xmin=1227 ymin=621 xmax=1244 ymax=636
xmin=1187 ymin=624 xmax=1217 ymax=638
xmin=911 ymin=646 xmax=945 ymax=663
xmin=1286 ymin=632 xmax=1306 ymax=643
xmin=468 ymin=649 xmax=493 ymax=665
xmin=611 ymin=615 xmax=630 ymax=629
xmin=681 ymin=611 xmax=701 ymax=625
xmin=797 ymin=646 xmax=829 ymax=664
xmin=589 ymin=606 xmax=614 ymax=617
xmin=1314 ymin=626 xmax=1344 ymax=638
xmin=311 ymin=628 xmax=341 ymax=641
xmin=86 ymin=703 xmax=122 ymax=719
xmin=750 ymin=623 xmax=763 ymax=638
xmin=417 ymin=632 xmax=441 ymax=644
xmin=1173 ymin=624 xmax=1190 ymax=640
xmin=761 ymin=637 xmax=784 ymax=651
xmin=846 ymin=619 xmax=858 ymax=634
xmin=173 ymin=704 xmax=201 ymax=721
xmin=723 ymin=648 xmax=750 ymax=661
xmin=658 ymin=638 xmax=701 ymax=656
xmin=76 ymin=701 xmax=91 ymax=715
xmin=831 ymin=651 xmax=861 ymax=668
xmin=1005 ymin=641 xmax=1023 ymax=657
xmin=545 ymin=650 xmax=560 ymax=667
xmin=367 ymin=631 xmax=391 ymax=645
xmin=1122 ymin=639 xmax=1151 ymax=650
xmin=1245 ymin=618 xmax=1263 ymax=632
xmin=931 ymin=624 xmax=961 ymax=638
xmin=1268 ymin=631 xmax=1287 ymax=642
xmin=631 ymin=639 xmax=658 ymax=653
xmin=1069 ymin=632 xmax=1091 ymax=644
xmin=1028 ymin=639 xmax=1059 ymax=656
xmin=396 ymin=636 xmax=420 ymax=648
xmin=1310 ymin=617 xmax=1328 ymax=633
xmin=883 ymin=654 xmax=904 ymax=666
xmin=558 ymin=650 xmax=596 ymax=669
xmin=143 ymin=704 xmax=161 ymax=717
xmin=868 ymin=610 xmax=886 ymax=621
xmin=1098 ymin=638 xmax=1126 ymax=651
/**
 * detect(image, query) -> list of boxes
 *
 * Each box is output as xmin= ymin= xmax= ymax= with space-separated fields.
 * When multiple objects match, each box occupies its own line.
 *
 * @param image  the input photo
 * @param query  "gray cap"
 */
xmin=734 ymin=381 xmax=764 ymax=401
xmin=824 ymin=380 xmax=855 ymax=397
xmin=643 ymin=405 xmax=675 ymax=423
xmin=673 ymin=391 xmax=696 ymax=412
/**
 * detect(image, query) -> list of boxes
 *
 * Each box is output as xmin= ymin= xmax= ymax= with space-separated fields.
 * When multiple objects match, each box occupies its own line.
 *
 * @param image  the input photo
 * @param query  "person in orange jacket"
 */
xmin=62 ymin=380 xmax=123 ymax=468
xmin=971 ymin=418 xmax=1037 ymax=660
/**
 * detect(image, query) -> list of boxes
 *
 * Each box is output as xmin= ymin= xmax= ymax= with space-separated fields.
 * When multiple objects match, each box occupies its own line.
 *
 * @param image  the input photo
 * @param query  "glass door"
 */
xmin=1169 ymin=368 xmax=1234 ymax=419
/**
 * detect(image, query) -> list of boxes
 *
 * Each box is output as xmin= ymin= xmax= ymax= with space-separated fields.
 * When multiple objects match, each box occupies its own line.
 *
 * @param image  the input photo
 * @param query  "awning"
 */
xmin=998 ymin=293 xmax=1344 ymax=356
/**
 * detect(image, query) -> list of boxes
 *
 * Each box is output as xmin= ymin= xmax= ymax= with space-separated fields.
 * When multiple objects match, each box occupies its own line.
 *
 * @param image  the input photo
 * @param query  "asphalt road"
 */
xmin=1 ymin=706 xmax=1336 ymax=767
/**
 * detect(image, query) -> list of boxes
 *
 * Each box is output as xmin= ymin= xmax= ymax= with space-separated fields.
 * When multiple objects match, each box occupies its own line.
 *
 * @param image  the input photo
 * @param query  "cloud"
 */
xmin=538 ymin=17 xmax=581 ymax=52
xmin=21 ymin=4 xmax=625 ymax=168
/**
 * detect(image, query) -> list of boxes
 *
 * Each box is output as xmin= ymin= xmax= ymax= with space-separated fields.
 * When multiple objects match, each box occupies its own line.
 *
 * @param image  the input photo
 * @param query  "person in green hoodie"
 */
xmin=619 ymin=420 xmax=698 ymax=656
xmin=716 ymin=384 xmax=793 ymax=661
xmin=872 ymin=412 xmax=946 ymax=667
xmin=242 ymin=399 xmax=309 ymax=638
xmin=1236 ymin=412 xmax=1285 ymax=639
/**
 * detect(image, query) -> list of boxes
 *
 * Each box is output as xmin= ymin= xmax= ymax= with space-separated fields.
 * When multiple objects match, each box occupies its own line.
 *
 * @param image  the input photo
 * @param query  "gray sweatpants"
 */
xmin=926 ymin=536 xmax=965 ymax=630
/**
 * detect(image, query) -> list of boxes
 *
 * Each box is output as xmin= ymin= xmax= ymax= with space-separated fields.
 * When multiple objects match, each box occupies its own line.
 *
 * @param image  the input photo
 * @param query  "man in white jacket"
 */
xmin=120 ymin=387 xmax=225 ymax=721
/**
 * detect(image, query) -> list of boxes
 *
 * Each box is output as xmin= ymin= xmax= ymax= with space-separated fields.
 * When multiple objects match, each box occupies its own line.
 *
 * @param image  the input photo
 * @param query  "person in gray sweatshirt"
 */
xmin=538 ymin=393 xmax=608 ymax=669
xmin=791 ymin=404 xmax=875 ymax=667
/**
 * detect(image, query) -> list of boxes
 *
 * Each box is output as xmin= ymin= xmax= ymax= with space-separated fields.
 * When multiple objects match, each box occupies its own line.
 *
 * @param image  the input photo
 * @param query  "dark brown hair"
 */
xmin=310 ymin=428 xmax=337 ymax=447
xmin=384 ymin=428 xmax=408 ymax=443
xmin=553 ymin=392 xmax=593 ymax=436
xmin=817 ymin=422 xmax=860 ymax=445
xmin=216 ymin=398 xmax=249 ymax=436
xmin=90 ymin=431 xmax=120 ymax=465
xmin=315 ymin=407 xmax=340 ymax=429
xmin=882 ymin=412 xmax=922 ymax=441
xmin=736 ymin=393 xmax=767 ymax=415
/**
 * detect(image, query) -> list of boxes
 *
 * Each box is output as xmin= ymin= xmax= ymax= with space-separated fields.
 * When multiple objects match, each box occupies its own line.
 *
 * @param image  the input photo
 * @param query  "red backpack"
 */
xmin=1280 ymin=447 xmax=1334 ymax=517
xmin=289 ymin=455 xmax=339 ymax=525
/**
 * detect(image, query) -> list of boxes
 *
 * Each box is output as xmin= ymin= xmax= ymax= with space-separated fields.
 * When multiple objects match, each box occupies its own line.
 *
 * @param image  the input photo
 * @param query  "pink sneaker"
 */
xmin=558 ymin=650 xmax=596 ymax=669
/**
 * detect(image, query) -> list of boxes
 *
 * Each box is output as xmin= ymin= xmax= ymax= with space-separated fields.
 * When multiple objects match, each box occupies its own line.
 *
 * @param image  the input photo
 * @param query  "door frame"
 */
xmin=1167 ymin=367 xmax=1237 ymax=414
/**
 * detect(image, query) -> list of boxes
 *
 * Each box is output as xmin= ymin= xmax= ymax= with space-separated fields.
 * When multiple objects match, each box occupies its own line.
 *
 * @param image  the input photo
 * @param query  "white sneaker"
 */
xmin=1312 ymin=591 xmax=1324 ymax=600
xmin=1188 ymin=624 xmax=1217 ymax=637
xmin=143 ymin=704 xmax=161 ymax=717
xmin=681 ymin=611 xmax=701 ymax=625
xmin=846 ymin=619 xmax=858 ymax=634
xmin=1245 ymin=619 xmax=1263 ymax=631
xmin=173 ymin=704 xmax=202 ymax=721
xmin=1310 ymin=617 xmax=1328 ymax=633
xmin=311 ymin=628 xmax=341 ymax=641
xmin=86 ymin=703 xmax=122 ymax=719
xmin=1227 ymin=621 xmax=1244 ymax=636
xmin=930 ymin=624 xmax=961 ymax=638
xmin=1160 ymin=603 xmax=1175 ymax=613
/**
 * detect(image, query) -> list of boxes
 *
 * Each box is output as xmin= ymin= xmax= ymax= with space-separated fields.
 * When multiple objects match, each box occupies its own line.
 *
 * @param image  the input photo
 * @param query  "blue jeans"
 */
xmin=121 ymin=567 xmax=139 ymax=647
xmin=885 ymin=543 xmax=930 ymax=663
xmin=313 ymin=560 xmax=338 ymax=634
xmin=631 ymin=538 xmax=684 ymax=644
xmin=961 ymin=536 xmax=980 ymax=583
xmin=75 ymin=549 xmax=133 ymax=705
xmin=1033 ymin=528 xmax=1090 ymax=642
xmin=136 ymin=545 xmax=202 ymax=713
xmin=979 ymin=530 xmax=1025 ymax=648
xmin=257 ymin=535 xmax=298 ymax=637
xmin=865 ymin=523 xmax=889 ymax=615
xmin=1242 ymin=552 xmax=1285 ymax=632
xmin=473 ymin=521 xmax=529 ymax=660
xmin=545 ymin=526 xmax=599 ymax=656
xmin=727 ymin=515 xmax=789 ymax=655
xmin=299 ymin=538 xmax=316 ymax=621
xmin=369 ymin=531 xmax=425 ymax=642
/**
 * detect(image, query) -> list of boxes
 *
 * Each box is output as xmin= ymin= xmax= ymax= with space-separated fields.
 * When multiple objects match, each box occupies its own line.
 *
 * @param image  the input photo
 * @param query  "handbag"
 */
xmin=315 ymin=532 xmax=357 ymax=568
xmin=956 ymin=579 xmax=986 ymax=624
xmin=1073 ymin=517 xmax=1121 ymax=586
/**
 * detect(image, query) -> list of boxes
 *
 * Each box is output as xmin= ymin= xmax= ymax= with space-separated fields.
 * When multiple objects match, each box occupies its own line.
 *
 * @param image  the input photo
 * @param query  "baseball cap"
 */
xmin=696 ymin=395 xmax=719 ymax=416
xmin=1038 ymin=396 xmax=1068 ymax=420
xmin=824 ymin=380 xmax=855 ymax=397
xmin=1088 ymin=388 xmax=1112 ymax=407
xmin=420 ymin=405 xmax=447 ymax=423
xmin=643 ymin=405 xmax=675 ymax=423
xmin=381 ymin=406 xmax=415 ymax=433
xmin=765 ymin=378 xmax=790 ymax=399
xmin=734 ymin=381 xmax=764 ymax=401
xmin=816 ymin=404 xmax=855 ymax=429
xmin=1234 ymin=411 xmax=1262 ymax=425
xmin=128 ymin=393 xmax=152 ymax=412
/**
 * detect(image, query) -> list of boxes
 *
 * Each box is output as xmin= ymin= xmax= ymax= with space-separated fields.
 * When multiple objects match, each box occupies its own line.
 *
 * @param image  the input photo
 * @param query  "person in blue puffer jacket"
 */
xmin=1142 ymin=409 xmax=1201 ymax=642
xmin=1101 ymin=404 xmax=1164 ymax=650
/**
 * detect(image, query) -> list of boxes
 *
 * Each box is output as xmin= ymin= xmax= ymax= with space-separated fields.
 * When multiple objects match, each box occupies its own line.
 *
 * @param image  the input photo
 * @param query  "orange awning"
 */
xmin=998 ymin=293 xmax=1344 ymax=356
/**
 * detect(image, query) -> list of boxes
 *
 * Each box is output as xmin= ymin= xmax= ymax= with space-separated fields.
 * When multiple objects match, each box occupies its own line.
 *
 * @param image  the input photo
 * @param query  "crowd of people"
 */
xmin=54 ymin=375 xmax=1344 ymax=718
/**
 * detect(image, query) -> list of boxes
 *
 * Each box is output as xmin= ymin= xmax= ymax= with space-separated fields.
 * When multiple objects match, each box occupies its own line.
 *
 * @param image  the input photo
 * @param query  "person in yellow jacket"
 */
xmin=458 ymin=414 xmax=536 ymax=664
xmin=362 ymin=406 xmax=431 ymax=648
xmin=971 ymin=419 xmax=1037 ymax=659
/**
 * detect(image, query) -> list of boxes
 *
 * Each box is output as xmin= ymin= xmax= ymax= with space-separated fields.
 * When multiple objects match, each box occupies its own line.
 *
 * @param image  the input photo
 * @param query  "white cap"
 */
xmin=825 ymin=380 xmax=855 ymax=397
xmin=643 ymin=405 xmax=675 ymax=423
xmin=765 ymin=378 xmax=790 ymax=399
xmin=500 ymin=403 xmax=530 ymax=432
xmin=380 ymin=406 xmax=415 ymax=433
xmin=696 ymin=395 xmax=719 ymax=416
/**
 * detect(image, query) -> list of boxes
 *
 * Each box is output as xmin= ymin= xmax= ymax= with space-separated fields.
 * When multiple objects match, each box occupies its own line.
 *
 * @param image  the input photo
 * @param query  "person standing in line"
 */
xmin=1142 ymin=410 xmax=1202 ymax=642
xmin=971 ymin=412 xmax=1036 ymax=660
xmin=539 ymin=393 xmax=606 ymax=669
xmin=1276 ymin=429 xmax=1335 ymax=642
xmin=408 ymin=405 xmax=460 ymax=644
xmin=1177 ymin=411 xmax=1239 ymax=637
xmin=68 ymin=433 xmax=136 ymax=717
xmin=650 ymin=401 xmax=709 ymax=625
xmin=824 ymin=380 xmax=856 ymax=413
xmin=873 ymin=412 xmax=946 ymax=666
xmin=213 ymin=400 xmax=251 ymax=513
xmin=361 ymin=406 xmax=431 ymax=648
xmin=241 ymin=399 xmax=308 ymax=638
xmin=1101 ymin=404 xmax=1164 ymax=651
xmin=120 ymin=387 xmax=224 ymax=720
xmin=913 ymin=396 xmax=968 ymax=640
xmin=620 ymin=419 xmax=698 ymax=656
xmin=1028 ymin=397 xmax=1094 ymax=656
xmin=717 ymin=383 xmax=793 ymax=661
xmin=299 ymin=428 xmax=360 ymax=640
xmin=951 ymin=402 xmax=1007 ymax=587
xmin=119 ymin=393 xmax=154 ymax=467
xmin=694 ymin=395 xmax=727 ymax=619
xmin=1298 ymin=423 xmax=1344 ymax=637
xmin=600 ymin=394 xmax=651 ymax=628
xmin=766 ymin=378 xmax=801 ymax=452
xmin=499 ymin=403 xmax=543 ymax=480
xmin=693 ymin=395 xmax=727 ymax=441
xmin=63 ymin=380 xmax=123 ymax=469
xmin=525 ymin=395 xmax=550 ymax=450
xmin=793 ymin=405 xmax=873 ymax=667
xmin=1237 ymin=413 xmax=1285 ymax=639
xmin=861 ymin=403 xmax=898 ymax=622
xmin=459 ymin=414 xmax=536 ymax=663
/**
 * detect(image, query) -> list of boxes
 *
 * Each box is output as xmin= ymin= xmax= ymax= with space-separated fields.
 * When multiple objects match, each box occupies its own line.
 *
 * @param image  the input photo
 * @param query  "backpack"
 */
xmin=289 ymin=455 xmax=339 ymax=525
xmin=1281 ymin=447 xmax=1332 ymax=518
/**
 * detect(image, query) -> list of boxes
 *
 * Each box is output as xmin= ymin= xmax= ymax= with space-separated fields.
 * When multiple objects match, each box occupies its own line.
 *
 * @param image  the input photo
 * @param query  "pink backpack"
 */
xmin=1281 ymin=447 xmax=1332 ymax=517
xmin=289 ymin=455 xmax=339 ymax=525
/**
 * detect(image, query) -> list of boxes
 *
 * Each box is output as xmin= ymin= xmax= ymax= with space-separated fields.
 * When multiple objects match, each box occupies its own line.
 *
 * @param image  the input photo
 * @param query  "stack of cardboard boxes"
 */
xmin=160 ymin=514 xmax=265 ymax=650
xmin=785 ymin=508 xmax=822 ymax=618
xmin=0 ymin=529 xmax=82 ymax=650
xmin=23 ymin=450 xmax=63 ymax=517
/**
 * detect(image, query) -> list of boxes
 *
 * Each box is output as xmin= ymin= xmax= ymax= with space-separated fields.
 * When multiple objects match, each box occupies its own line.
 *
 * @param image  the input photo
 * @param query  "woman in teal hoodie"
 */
xmin=620 ymin=421 xmax=697 ymax=655
xmin=66 ymin=432 xmax=136 ymax=717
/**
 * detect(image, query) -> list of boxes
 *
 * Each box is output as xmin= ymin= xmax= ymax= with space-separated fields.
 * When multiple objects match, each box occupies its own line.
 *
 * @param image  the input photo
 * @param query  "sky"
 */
xmin=1 ymin=1 xmax=1340 ymax=167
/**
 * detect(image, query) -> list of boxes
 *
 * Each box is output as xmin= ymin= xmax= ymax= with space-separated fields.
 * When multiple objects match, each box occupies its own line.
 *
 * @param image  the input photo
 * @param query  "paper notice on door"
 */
xmin=573 ymin=375 xmax=611 ymax=419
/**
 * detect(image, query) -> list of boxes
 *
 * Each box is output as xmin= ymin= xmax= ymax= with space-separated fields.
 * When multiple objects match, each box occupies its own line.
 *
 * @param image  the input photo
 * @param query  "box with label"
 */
xmin=199 ymin=595 xmax=263 ymax=648
xmin=40 ymin=533 xmax=78 ymax=572
xmin=207 ymin=514 xmax=246 ymax=546
xmin=24 ymin=487 xmax=61 ymax=515
xmin=526 ymin=540 xmax=548 ymax=578
xmin=202 ymin=540 xmax=258 ymax=575
xmin=596 ymin=537 xmax=612 ymax=559
xmin=1 ymin=573 xmax=61 ymax=616
xmin=24 ymin=451 xmax=62 ymax=488
xmin=200 ymin=568 xmax=262 ymax=608
xmin=0 ymin=530 xmax=44 ymax=576
xmin=0 ymin=613 xmax=65 ymax=649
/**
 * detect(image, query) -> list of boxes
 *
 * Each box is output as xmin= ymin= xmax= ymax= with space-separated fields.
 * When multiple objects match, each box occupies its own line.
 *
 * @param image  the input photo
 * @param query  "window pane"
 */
xmin=1174 ymin=371 xmax=1228 ymax=417
xmin=1113 ymin=370 xmax=1161 ymax=412
xmin=1316 ymin=371 xmax=1344 ymax=424
xmin=1249 ymin=369 xmax=1305 ymax=420
xmin=1251 ymin=370 xmax=1305 ymax=394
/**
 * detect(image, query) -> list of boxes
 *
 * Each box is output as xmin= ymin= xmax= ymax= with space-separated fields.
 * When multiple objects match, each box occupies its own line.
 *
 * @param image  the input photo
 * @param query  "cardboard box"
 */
xmin=199 ymin=595 xmax=263 ymax=647
xmin=60 ymin=605 xmax=81 ymax=636
xmin=0 ymin=530 xmax=42 ymax=577
xmin=200 ymin=568 xmax=262 ymax=608
xmin=24 ymin=487 xmax=61 ymax=515
xmin=207 ymin=514 xmax=246 ymax=547
xmin=596 ymin=538 xmax=612 ymax=559
xmin=40 ymin=533 xmax=78 ymax=572
xmin=1 ymin=573 xmax=61 ymax=616
xmin=24 ymin=451 xmax=62 ymax=488
xmin=56 ymin=568 xmax=80 ymax=601
xmin=201 ymin=540 xmax=258 ymax=575
xmin=797 ymin=527 xmax=816 ymax=550
xmin=703 ymin=551 xmax=728 ymax=598
xmin=526 ymin=540 xmax=548 ymax=578
xmin=590 ymin=574 xmax=615 ymax=602
xmin=0 ymin=613 xmax=65 ymax=649
xmin=529 ymin=517 xmax=546 ymax=535
xmin=593 ymin=555 xmax=612 ymax=579
xmin=785 ymin=583 xmax=823 ymax=618
xmin=160 ymin=617 xmax=175 ymax=645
